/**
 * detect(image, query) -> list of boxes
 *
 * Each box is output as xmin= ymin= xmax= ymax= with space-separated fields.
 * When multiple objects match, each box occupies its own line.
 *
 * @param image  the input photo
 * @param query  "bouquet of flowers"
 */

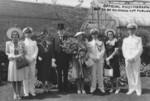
xmin=61 ymin=38 xmax=87 ymax=59
xmin=61 ymin=38 xmax=77 ymax=54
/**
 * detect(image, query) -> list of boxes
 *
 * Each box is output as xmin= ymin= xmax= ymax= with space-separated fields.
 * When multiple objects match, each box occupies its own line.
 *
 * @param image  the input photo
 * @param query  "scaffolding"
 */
xmin=81 ymin=0 xmax=150 ymax=32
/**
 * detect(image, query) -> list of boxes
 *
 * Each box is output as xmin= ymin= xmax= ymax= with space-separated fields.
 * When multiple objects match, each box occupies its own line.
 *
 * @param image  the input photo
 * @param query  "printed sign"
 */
xmin=98 ymin=3 xmax=150 ymax=12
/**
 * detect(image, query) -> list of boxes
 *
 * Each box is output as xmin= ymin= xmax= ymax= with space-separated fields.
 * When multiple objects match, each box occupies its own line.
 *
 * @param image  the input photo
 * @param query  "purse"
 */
xmin=104 ymin=65 xmax=113 ymax=77
xmin=16 ymin=56 xmax=29 ymax=69
xmin=85 ymin=58 xmax=94 ymax=67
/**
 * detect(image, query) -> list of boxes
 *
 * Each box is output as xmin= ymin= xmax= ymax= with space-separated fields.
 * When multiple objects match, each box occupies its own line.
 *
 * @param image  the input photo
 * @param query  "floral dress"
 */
xmin=6 ymin=41 xmax=26 ymax=81
xmin=71 ymin=41 xmax=87 ymax=79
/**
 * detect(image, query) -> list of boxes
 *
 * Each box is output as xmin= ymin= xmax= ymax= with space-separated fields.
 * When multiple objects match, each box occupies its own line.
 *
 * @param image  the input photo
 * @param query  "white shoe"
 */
xmin=99 ymin=89 xmax=105 ymax=93
xmin=82 ymin=90 xmax=86 ymax=94
xmin=136 ymin=92 xmax=141 ymax=96
xmin=126 ymin=90 xmax=134 ymax=95
xmin=77 ymin=90 xmax=81 ymax=94
xmin=115 ymin=89 xmax=120 ymax=94
xmin=109 ymin=89 xmax=114 ymax=93
xmin=31 ymin=93 xmax=36 ymax=96
xmin=17 ymin=95 xmax=22 ymax=100
xmin=24 ymin=94 xmax=29 ymax=97
xmin=13 ymin=94 xmax=17 ymax=99
xmin=90 ymin=88 xmax=95 ymax=93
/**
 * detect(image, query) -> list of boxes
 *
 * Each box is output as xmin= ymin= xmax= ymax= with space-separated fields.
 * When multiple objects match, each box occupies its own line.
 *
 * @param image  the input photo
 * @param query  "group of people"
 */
xmin=5 ymin=22 xmax=143 ymax=100
xmin=6 ymin=27 xmax=39 ymax=99
xmin=71 ymin=28 xmax=119 ymax=94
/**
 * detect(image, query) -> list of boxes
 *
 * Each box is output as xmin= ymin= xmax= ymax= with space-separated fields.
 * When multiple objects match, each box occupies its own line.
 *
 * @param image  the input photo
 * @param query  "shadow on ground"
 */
xmin=142 ymin=88 xmax=150 ymax=94
xmin=22 ymin=91 xmax=61 ymax=100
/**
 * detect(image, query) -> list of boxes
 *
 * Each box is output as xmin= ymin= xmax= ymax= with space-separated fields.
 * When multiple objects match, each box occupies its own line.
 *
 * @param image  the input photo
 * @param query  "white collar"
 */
xmin=25 ymin=38 xmax=32 ymax=41
xmin=129 ymin=34 xmax=136 ymax=38
xmin=106 ymin=38 xmax=117 ymax=46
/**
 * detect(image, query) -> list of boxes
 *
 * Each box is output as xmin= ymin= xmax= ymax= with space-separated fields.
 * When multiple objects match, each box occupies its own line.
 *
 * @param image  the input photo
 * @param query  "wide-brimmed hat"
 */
xmin=127 ymin=23 xmax=138 ymax=29
xmin=6 ymin=27 xmax=23 ymax=39
xmin=74 ymin=32 xmax=85 ymax=37
xmin=105 ymin=29 xmax=116 ymax=36
xmin=23 ymin=27 xmax=33 ymax=34
xmin=90 ymin=28 xmax=99 ymax=34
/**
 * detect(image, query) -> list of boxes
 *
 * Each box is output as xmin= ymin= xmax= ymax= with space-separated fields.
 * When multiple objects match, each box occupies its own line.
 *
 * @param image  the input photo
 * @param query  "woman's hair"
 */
xmin=76 ymin=34 xmax=87 ymax=41
xmin=11 ymin=31 xmax=20 ymax=38
xmin=107 ymin=31 xmax=115 ymax=38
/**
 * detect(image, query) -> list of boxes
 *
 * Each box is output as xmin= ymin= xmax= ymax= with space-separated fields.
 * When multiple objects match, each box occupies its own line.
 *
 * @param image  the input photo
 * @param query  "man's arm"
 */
xmin=134 ymin=37 xmax=143 ymax=59
xmin=122 ymin=38 xmax=128 ymax=59
xmin=32 ymin=41 xmax=38 ymax=60
xmin=98 ymin=42 xmax=105 ymax=59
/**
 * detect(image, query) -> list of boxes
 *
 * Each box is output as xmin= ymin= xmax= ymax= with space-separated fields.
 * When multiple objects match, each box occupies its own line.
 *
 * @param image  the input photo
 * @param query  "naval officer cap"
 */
xmin=23 ymin=27 xmax=33 ymax=34
xmin=90 ymin=28 xmax=99 ymax=35
xmin=127 ymin=23 xmax=138 ymax=29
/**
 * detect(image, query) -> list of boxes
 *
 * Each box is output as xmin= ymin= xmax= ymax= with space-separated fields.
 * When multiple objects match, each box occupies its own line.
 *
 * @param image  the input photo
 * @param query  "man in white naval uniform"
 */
xmin=87 ymin=29 xmax=105 ymax=94
xmin=23 ymin=27 xmax=38 ymax=96
xmin=122 ymin=23 xmax=143 ymax=96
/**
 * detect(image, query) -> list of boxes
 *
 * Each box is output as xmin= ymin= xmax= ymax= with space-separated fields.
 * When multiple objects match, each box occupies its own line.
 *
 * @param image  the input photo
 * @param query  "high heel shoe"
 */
xmin=90 ymin=88 xmax=95 ymax=93
xmin=31 ymin=93 xmax=36 ymax=96
xmin=115 ymin=89 xmax=120 ymax=94
xmin=99 ymin=89 xmax=105 ymax=93
xmin=109 ymin=89 xmax=114 ymax=93
xmin=77 ymin=90 xmax=81 ymax=94
xmin=82 ymin=90 xmax=86 ymax=94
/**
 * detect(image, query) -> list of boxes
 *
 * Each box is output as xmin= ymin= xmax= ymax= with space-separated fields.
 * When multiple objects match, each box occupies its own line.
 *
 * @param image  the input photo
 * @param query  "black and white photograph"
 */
xmin=0 ymin=0 xmax=150 ymax=101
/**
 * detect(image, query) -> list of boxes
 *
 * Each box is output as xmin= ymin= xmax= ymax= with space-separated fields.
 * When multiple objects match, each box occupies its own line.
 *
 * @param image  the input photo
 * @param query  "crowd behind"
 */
xmin=5 ymin=23 xmax=143 ymax=100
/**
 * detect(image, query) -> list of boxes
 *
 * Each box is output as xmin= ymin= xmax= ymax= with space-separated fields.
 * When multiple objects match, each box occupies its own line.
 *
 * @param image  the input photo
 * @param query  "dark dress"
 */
xmin=38 ymin=44 xmax=54 ymax=82
xmin=105 ymin=39 xmax=120 ymax=78
xmin=36 ymin=43 xmax=45 ymax=78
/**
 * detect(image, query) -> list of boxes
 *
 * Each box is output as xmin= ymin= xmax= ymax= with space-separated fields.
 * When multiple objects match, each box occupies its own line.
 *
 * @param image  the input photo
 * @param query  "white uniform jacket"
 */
xmin=24 ymin=38 xmax=38 ymax=64
xmin=122 ymin=35 xmax=143 ymax=60
xmin=87 ymin=39 xmax=105 ymax=63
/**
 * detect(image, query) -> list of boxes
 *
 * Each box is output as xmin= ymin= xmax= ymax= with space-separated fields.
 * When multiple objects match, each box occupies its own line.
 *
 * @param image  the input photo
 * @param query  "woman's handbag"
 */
xmin=85 ymin=58 xmax=94 ymax=67
xmin=104 ymin=65 xmax=113 ymax=77
xmin=16 ymin=56 xmax=29 ymax=69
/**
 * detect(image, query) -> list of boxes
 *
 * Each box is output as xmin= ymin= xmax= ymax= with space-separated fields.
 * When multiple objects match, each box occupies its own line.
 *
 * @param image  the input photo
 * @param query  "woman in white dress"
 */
xmin=6 ymin=27 xmax=26 ymax=99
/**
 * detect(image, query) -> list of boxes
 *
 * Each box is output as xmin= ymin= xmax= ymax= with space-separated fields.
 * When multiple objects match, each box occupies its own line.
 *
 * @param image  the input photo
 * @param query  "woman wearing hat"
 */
xmin=72 ymin=32 xmax=88 ymax=94
xmin=105 ymin=29 xmax=120 ymax=94
xmin=23 ymin=27 xmax=38 ymax=97
xmin=37 ymin=37 xmax=56 ymax=93
xmin=6 ymin=27 xmax=26 ymax=99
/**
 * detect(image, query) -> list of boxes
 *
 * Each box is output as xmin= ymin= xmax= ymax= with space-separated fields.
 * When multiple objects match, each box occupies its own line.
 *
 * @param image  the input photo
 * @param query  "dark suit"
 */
xmin=54 ymin=37 xmax=71 ymax=92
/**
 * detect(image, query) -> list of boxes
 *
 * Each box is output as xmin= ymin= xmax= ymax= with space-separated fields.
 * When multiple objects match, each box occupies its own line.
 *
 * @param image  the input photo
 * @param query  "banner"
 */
xmin=99 ymin=3 xmax=150 ymax=12
xmin=93 ymin=2 xmax=150 ymax=26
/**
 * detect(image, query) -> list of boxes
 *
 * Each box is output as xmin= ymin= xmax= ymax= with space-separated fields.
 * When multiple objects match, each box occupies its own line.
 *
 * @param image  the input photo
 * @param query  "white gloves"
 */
xmin=38 ymin=57 xmax=42 ymax=61
xmin=52 ymin=58 xmax=57 ymax=68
